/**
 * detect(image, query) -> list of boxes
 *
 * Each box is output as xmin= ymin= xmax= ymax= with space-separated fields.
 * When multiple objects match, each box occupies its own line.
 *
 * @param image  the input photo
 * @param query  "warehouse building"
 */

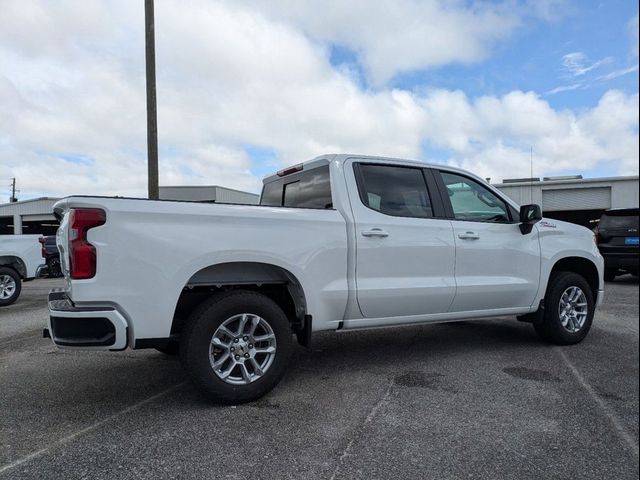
xmin=0 ymin=186 xmax=259 ymax=235
xmin=493 ymin=175 xmax=639 ymax=228
xmin=0 ymin=197 xmax=60 ymax=235
xmin=158 ymin=185 xmax=259 ymax=204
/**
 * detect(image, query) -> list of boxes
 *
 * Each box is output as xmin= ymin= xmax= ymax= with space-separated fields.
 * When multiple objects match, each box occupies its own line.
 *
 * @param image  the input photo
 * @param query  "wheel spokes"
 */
xmin=209 ymin=313 xmax=277 ymax=386
xmin=248 ymin=316 xmax=260 ymax=336
xmin=249 ymin=358 xmax=264 ymax=377
xmin=212 ymin=352 xmax=230 ymax=369
xmin=254 ymin=333 xmax=275 ymax=343
xmin=237 ymin=314 xmax=249 ymax=335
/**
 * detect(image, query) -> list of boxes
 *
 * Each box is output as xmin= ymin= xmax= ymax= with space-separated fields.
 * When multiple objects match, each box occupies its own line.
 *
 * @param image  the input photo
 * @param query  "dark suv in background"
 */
xmin=39 ymin=235 xmax=62 ymax=278
xmin=596 ymin=208 xmax=639 ymax=281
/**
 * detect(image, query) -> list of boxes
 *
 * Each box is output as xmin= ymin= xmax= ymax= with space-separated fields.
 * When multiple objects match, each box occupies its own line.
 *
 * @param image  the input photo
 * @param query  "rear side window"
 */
xmin=356 ymin=164 xmax=433 ymax=218
xmin=260 ymin=182 xmax=283 ymax=207
xmin=260 ymin=166 xmax=332 ymax=209
xmin=599 ymin=210 xmax=640 ymax=230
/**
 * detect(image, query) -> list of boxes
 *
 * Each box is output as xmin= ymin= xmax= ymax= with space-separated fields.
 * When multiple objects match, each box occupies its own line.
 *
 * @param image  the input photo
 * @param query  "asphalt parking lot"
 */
xmin=0 ymin=277 xmax=638 ymax=479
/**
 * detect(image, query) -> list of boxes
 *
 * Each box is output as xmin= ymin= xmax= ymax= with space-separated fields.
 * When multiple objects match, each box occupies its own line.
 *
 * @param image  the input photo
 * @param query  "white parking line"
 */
xmin=0 ymin=382 xmax=187 ymax=476
xmin=557 ymin=348 xmax=639 ymax=460
xmin=329 ymin=383 xmax=393 ymax=480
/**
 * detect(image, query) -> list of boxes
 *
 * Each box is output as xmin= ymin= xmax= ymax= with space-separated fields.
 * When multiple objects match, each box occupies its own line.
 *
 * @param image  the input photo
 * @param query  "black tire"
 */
xmin=604 ymin=268 xmax=617 ymax=282
xmin=48 ymin=257 xmax=63 ymax=278
xmin=180 ymin=290 xmax=293 ymax=404
xmin=534 ymin=271 xmax=595 ymax=345
xmin=155 ymin=341 xmax=180 ymax=355
xmin=0 ymin=267 xmax=22 ymax=307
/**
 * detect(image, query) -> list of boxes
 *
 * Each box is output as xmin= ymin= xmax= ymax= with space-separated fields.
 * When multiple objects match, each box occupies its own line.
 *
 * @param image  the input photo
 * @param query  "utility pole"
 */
xmin=9 ymin=178 xmax=18 ymax=203
xmin=145 ymin=0 xmax=159 ymax=199
xmin=530 ymin=146 xmax=534 ymax=204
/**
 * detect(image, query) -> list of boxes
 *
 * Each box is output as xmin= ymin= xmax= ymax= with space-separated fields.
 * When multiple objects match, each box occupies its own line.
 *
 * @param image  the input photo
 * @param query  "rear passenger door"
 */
xmin=348 ymin=161 xmax=456 ymax=319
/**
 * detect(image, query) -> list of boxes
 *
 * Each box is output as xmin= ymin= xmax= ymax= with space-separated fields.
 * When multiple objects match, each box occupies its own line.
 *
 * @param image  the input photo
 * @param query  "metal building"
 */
xmin=158 ymin=185 xmax=259 ymax=204
xmin=0 ymin=186 xmax=260 ymax=235
xmin=494 ymin=175 xmax=639 ymax=227
xmin=0 ymin=197 xmax=60 ymax=235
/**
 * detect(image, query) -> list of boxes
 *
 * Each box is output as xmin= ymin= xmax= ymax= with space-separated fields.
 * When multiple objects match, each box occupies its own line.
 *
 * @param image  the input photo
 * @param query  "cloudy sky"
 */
xmin=1 ymin=0 xmax=638 ymax=200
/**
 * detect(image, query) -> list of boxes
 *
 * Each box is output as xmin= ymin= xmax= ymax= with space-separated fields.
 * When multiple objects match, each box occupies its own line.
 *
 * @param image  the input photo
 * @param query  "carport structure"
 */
xmin=0 ymin=197 xmax=60 ymax=235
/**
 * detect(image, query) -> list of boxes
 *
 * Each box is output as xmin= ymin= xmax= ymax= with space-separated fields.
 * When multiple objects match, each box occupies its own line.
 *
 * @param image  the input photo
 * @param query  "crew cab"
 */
xmin=46 ymin=154 xmax=604 ymax=403
xmin=0 ymin=234 xmax=46 ymax=306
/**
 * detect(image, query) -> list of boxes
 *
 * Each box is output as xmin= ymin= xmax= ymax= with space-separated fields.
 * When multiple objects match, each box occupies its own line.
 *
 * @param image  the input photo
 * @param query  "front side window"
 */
xmin=440 ymin=171 xmax=511 ymax=223
xmin=356 ymin=164 xmax=433 ymax=218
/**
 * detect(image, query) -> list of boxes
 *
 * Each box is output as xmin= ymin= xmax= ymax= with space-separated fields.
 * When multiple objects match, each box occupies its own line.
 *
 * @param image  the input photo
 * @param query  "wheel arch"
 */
xmin=170 ymin=261 xmax=308 ymax=339
xmin=548 ymin=256 xmax=600 ymax=302
xmin=0 ymin=256 xmax=27 ymax=279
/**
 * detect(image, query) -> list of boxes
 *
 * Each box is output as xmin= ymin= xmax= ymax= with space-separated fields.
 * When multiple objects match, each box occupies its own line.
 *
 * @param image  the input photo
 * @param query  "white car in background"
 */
xmin=0 ymin=234 xmax=46 ymax=306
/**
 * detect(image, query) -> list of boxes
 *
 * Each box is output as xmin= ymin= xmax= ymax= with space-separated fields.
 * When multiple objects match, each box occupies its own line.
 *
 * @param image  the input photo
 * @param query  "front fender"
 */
xmin=534 ymin=221 xmax=604 ymax=307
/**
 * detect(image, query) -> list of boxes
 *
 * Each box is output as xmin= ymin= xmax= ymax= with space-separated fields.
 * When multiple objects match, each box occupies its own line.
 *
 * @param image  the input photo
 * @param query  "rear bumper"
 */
xmin=46 ymin=289 xmax=128 ymax=350
xmin=36 ymin=264 xmax=49 ymax=278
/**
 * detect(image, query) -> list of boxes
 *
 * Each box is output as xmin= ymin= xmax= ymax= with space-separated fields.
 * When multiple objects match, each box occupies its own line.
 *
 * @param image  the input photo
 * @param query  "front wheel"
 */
xmin=0 ymin=267 xmax=21 ymax=307
xmin=534 ymin=272 xmax=594 ymax=345
xmin=180 ymin=291 xmax=293 ymax=404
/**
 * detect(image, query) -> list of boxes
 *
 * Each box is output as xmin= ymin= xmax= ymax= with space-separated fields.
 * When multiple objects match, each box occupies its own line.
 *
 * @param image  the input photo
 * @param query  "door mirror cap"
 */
xmin=519 ymin=204 xmax=542 ymax=234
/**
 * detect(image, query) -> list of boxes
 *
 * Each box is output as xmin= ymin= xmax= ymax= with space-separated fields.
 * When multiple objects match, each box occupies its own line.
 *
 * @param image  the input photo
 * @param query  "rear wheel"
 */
xmin=534 ymin=271 xmax=594 ymax=345
xmin=180 ymin=291 xmax=292 ymax=404
xmin=0 ymin=267 xmax=21 ymax=307
xmin=48 ymin=257 xmax=63 ymax=278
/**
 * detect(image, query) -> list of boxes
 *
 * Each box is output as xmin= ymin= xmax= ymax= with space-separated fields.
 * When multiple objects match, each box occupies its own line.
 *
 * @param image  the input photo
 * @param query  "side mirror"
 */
xmin=519 ymin=204 xmax=542 ymax=234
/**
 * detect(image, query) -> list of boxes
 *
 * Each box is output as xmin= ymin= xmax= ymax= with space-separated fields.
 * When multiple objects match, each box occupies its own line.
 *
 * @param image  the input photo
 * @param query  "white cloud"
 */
xmin=243 ymin=0 xmax=521 ymax=86
xmin=545 ymin=83 xmax=582 ymax=95
xmin=562 ymin=52 xmax=614 ymax=77
xmin=596 ymin=64 xmax=639 ymax=82
xmin=0 ymin=0 xmax=638 ymax=202
xmin=438 ymin=90 xmax=639 ymax=180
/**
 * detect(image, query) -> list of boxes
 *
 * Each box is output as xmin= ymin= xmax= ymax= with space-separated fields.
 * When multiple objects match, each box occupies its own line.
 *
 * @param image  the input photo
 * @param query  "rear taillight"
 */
xmin=69 ymin=208 xmax=106 ymax=280
xmin=39 ymin=237 xmax=46 ymax=258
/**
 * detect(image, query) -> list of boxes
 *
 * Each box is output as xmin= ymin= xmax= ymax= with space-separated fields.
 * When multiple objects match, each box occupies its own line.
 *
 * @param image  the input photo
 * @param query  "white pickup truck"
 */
xmin=46 ymin=154 xmax=604 ymax=403
xmin=0 ymin=234 xmax=46 ymax=306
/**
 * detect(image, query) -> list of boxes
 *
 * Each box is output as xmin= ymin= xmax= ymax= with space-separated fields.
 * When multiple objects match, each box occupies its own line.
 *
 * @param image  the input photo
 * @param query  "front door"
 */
xmin=436 ymin=170 xmax=541 ymax=312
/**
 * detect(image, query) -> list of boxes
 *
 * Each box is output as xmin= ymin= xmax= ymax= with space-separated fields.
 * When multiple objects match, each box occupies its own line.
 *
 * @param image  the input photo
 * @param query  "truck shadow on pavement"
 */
xmin=29 ymin=314 xmax=626 ymax=410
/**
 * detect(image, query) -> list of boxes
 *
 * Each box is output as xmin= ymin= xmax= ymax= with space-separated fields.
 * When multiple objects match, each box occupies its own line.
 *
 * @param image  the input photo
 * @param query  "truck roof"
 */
xmin=262 ymin=153 xmax=471 ymax=184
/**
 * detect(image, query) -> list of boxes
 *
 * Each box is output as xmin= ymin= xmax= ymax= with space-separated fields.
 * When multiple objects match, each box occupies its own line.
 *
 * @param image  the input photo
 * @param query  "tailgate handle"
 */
xmin=362 ymin=228 xmax=389 ymax=238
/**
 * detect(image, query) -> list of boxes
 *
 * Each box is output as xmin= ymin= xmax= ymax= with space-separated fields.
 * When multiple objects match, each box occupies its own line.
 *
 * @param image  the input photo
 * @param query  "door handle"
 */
xmin=362 ymin=228 xmax=389 ymax=238
xmin=458 ymin=231 xmax=480 ymax=240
